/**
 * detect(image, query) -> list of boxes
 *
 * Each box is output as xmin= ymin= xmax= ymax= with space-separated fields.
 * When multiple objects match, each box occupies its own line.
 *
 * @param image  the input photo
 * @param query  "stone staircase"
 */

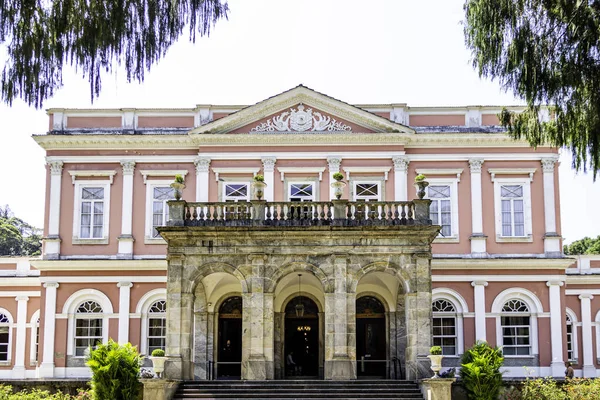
xmin=172 ymin=380 xmax=424 ymax=399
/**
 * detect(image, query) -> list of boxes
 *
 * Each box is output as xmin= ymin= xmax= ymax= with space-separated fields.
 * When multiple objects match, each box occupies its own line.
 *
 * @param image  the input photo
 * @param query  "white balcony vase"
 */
xmin=330 ymin=180 xmax=347 ymax=199
xmin=427 ymin=354 xmax=444 ymax=378
xmin=150 ymin=356 xmax=167 ymax=378
xmin=170 ymin=182 xmax=186 ymax=201
xmin=251 ymin=181 xmax=267 ymax=200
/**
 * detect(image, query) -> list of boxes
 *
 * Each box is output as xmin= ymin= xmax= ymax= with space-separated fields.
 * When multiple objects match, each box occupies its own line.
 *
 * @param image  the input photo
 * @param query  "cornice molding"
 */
xmin=30 ymin=259 xmax=167 ymax=271
xmin=33 ymin=134 xmax=196 ymax=150
xmin=432 ymin=257 xmax=573 ymax=270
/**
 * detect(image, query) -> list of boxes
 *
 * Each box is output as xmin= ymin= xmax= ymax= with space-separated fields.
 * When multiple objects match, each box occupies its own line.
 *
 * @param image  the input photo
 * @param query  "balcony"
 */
xmin=166 ymin=199 xmax=432 ymax=228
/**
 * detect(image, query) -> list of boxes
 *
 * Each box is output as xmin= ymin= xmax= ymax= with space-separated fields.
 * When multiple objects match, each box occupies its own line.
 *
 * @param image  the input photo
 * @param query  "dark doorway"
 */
xmin=356 ymin=296 xmax=387 ymax=378
xmin=284 ymin=296 xmax=319 ymax=378
xmin=217 ymin=296 xmax=242 ymax=379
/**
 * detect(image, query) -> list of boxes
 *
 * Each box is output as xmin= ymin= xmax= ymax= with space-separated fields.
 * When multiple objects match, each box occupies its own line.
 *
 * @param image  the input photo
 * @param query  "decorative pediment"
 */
xmin=189 ymin=85 xmax=414 ymax=136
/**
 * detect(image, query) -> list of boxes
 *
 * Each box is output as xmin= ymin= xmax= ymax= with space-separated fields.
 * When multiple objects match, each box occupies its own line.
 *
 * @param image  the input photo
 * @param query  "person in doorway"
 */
xmin=565 ymin=361 xmax=574 ymax=379
xmin=287 ymin=351 xmax=300 ymax=375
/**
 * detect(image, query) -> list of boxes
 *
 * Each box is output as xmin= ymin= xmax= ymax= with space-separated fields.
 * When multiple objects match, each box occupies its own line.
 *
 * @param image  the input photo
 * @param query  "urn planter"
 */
xmin=330 ymin=181 xmax=347 ymax=200
xmin=170 ymin=182 xmax=185 ymax=201
xmin=150 ymin=356 xmax=167 ymax=378
xmin=427 ymin=354 xmax=444 ymax=378
xmin=251 ymin=181 xmax=267 ymax=200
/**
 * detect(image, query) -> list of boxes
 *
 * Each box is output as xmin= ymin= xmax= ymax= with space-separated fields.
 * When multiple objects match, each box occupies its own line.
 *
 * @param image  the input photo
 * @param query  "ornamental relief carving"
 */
xmin=250 ymin=104 xmax=352 ymax=133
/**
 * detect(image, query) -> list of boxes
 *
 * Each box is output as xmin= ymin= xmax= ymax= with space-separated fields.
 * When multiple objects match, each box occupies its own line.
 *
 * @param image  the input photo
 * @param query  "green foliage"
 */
xmin=460 ymin=341 xmax=504 ymax=400
xmin=464 ymin=0 xmax=600 ymax=178
xmin=564 ymin=378 xmax=600 ymax=399
xmin=0 ymin=0 xmax=229 ymax=107
xmin=415 ymin=174 xmax=427 ymax=182
xmin=429 ymin=346 xmax=442 ymax=355
xmin=151 ymin=348 xmax=165 ymax=357
xmin=0 ymin=385 xmax=91 ymax=399
xmin=332 ymin=172 xmax=344 ymax=181
xmin=253 ymin=174 xmax=265 ymax=182
xmin=521 ymin=378 xmax=564 ymax=400
xmin=86 ymin=340 xmax=141 ymax=400
xmin=564 ymin=236 xmax=600 ymax=255
xmin=174 ymin=174 xmax=185 ymax=184
xmin=0 ymin=205 xmax=41 ymax=256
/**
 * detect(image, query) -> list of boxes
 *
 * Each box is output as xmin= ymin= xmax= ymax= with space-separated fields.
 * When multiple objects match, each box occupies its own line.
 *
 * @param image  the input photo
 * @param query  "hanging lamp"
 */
xmin=295 ymin=273 xmax=304 ymax=317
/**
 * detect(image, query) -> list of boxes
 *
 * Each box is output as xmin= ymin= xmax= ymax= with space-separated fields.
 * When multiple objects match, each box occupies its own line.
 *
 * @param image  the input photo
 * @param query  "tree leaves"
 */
xmin=563 ymin=235 xmax=600 ymax=255
xmin=464 ymin=0 xmax=600 ymax=178
xmin=0 ymin=0 xmax=229 ymax=108
xmin=0 ymin=205 xmax=41 ymax=256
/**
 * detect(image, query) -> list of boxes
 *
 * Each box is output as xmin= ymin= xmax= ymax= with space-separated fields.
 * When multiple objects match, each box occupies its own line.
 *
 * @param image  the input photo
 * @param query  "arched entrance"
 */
xmin=356 ymin=296 xmax=387 ymax=378
xmin=284 ymin=296 xmax=319 ymax=378
xmin=217 ymin=296 xmax=242 ymax=379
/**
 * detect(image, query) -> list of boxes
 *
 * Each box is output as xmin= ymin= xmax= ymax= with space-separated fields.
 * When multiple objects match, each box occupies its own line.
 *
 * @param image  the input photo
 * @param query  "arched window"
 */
xmin=432 ymin=299 xmax=457 ymax=355
xmin=74 ymin=301 xmax=103 ymax=356
xmin=501 ymin=299 xmax=531 ymax=356
xmin=147 ymin=300 xmax=166 ymax=355
xmin=566 ymin=309 xmax=578 ymax=363
xmin=0 ymin=313 xmax=10 ymax=361
xmin=30 ymin=310 xmax=40 ymax=365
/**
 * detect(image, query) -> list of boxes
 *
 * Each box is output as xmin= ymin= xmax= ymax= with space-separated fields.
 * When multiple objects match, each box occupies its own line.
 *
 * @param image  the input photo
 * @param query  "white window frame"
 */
xmin=432 ymin=288 xmax=467 ymax=356
xmin=62 ymin=289 xmax=113 ymax=357
xmin=29 ymin=309 xmax=40 ymax=366
xmin=287 ymin=181 xmax=316 ymax=202
xmin=145 ymin=180 xmax=176 ymax=244
xmin=72 ymin=180 xmax=111 ymax=244
xmin=352 ymin=180 xmax=382 ymax=201
xmin=565 ymin=308 xmax=578 ymax=364
xmin=221 ymin=181 xmax=250 ymax=202
xmin=147 ymin=301 xmax=167 ymax=355
xmin=421 ymin=178 xmax=459 ymax=242
xmin=136 ymin=289 xmax=167 ymax=356
xmin=73 ymin=301 xmax=104 ymax=357
xmin=0 ymin=308 xmax=13 ymax=364
xmin=491 ymin=288 xmax=542 ymax=358
xmin=493 ymin=178 xmax=532 ymax=242
xmin=432 ymin=299 xmax=458 ymax=356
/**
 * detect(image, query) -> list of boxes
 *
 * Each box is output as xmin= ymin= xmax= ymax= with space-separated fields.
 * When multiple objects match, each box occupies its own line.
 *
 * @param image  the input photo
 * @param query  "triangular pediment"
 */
xmin=189 ymin=85 xmax=414 ymax=135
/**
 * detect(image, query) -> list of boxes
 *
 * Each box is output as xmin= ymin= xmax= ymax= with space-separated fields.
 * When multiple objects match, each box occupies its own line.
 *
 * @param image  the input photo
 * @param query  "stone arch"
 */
xmin=356 ymin=291 xmax=391 ymax=313
xmin=267 ymin=262 xmax=331 ymax=293
xmin=280 ymin=291 xmax=324 ymax=313
xmin=352 ymin=261 xmax=410 ymax=294
xmin=186 ymin=262 xmax=248 ymax=294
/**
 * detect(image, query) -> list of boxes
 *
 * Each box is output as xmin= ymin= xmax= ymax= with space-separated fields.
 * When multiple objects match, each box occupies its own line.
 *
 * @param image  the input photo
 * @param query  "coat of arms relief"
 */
xmin=250 ymin=104 xmax=352 ymax=133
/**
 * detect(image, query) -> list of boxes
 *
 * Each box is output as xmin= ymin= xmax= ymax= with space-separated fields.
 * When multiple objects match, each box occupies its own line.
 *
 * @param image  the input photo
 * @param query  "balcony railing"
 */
xmin=167 ymin=199 xmax=432 ymax=227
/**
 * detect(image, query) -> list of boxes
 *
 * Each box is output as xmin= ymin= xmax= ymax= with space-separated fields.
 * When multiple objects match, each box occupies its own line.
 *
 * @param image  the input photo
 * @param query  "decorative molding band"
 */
xmin=277 ymin=167 xmax=326 ymax=181
xmin=432 ymin=257 xmax=573 ymax=270
xmin=250 ymin=104 xmax=352 ymax=133
xmin=68 ymin=170 xmax=117 ymax=184
xmin=211 ymin=167 xmax=261 ymax=181
xmin=139 ymin=170 xmax=188 ymax=184
xmin=437 ymin=275 xmax=565 ymax=282
xmin=30 ymin=259 xmax=167 ymax=271
xmin=0 ymin=291 xmax=41 ymax=298
xmin=488 ymin=168 xmax=537 ymax=182
xmin=415 ymin=168 xmax=463 ymax=182
xmin=41 ymin=276 xmax=167 ymax=283
xmin=343 ymin=166 xmax=392 ymax=181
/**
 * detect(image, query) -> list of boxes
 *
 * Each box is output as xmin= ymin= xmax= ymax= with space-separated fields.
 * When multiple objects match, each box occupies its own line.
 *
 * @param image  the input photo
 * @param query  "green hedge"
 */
xmin=0 ymin=385 xmax=91 ymax=400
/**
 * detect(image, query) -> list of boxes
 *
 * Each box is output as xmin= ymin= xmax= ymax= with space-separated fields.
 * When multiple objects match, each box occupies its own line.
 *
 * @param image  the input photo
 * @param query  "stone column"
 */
xmin=117 ymin=282 xmax=133 ymax=344
xmin=324 ymin=255 xmax=355 ymax=379
xmin=468 ymin=159 xmax=487 ymax=255
xmin=392 ymin=156 xmax=409 ymax=201
xmin=194 ymin=157 xmax=211 ymax=202
xmin=471 ymin=281 xmax=488 ymax=342
xmin=13 ymin=295 xmax=29 ymax=378
xmin=117 ymin=161 xmax=135 ymax=259
xmin=261 ymin=157 xmax=276 ymax=202
xmin=547 ymin=281 xmax=565 ymax=376
xmin=405 ymin=253 xmax=433 ymax=380
xmin=579 ymin=294 xmax=596 ymax=377
xmin=541 ymin=157 xmax=561 ymax=255
xmin=327 ymin=157 xmax=342 ymax=200
xmin=39 ymin=282 xmax=59 ymax=378
xmin=45 ymin=161 xmax=63 ymax=259
xmin=193 ymin=311 xmax=208 ymax=379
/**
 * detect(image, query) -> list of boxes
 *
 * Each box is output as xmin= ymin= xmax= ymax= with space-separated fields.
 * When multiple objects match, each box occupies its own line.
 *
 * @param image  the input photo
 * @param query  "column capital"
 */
xmin=546 ymin=280 xmax=564 ymax=287
xmin=392 ymin=156 xmax=409 ymax=171
xmin=468 ymin=158 xmax=484 ymax=173
xmin=327 ymin=156 xmax=342 ymax=171
xmin=471 ymin=280 xmax=488 ymax=287
xmin=541 ymin=157 xmax=559 ymax=173
xmin=43 ymin=282 xmax=60 ymax=289
xmin=194 ymin=157 xmax=211 ymax=173
xmin=15 ymin=295 xmax=29 ymax=302
xmin=579 ymin=293 xmax=594 ymax=300
xmin=261 ymin=157 xmax=276 ymax=172
xmin=120 ymin=161 xmax=136 ymax=175
xmin=47 ymin=160 xmax=64 ymax=175
xmin=117 ymin=281 xmax=133 ymax=288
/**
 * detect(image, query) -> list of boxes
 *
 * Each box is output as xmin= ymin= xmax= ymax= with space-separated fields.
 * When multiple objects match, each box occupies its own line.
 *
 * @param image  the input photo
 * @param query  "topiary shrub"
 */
xmin=86 ymin=340 xmax=141 ymax=400
xmin=151 ymin=348 xmax=165 ymax=357
xmin=460 ymin=341 xmax=504 ymax=400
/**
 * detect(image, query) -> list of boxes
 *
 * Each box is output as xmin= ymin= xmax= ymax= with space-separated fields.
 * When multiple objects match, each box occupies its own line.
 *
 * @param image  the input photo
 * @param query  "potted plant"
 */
xmin=252 ymin=174 xmax=267 ymax=200
xmin=330 ymin=172 xmax=346 ymax=199
xmin=415 ymin=174 xmax=429 ymax=199
xmin=428 ymin=345 xmax=444 ymax=378
xmin=170 ymin=175 xmax=185 ymax=201
xmin=149 ymin=348 xmax=167 ymax=378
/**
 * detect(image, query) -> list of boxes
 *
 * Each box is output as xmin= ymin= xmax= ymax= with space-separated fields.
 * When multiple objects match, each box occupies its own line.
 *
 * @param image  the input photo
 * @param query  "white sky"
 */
xmin=0 ymin=0 xmax=598 ymax=244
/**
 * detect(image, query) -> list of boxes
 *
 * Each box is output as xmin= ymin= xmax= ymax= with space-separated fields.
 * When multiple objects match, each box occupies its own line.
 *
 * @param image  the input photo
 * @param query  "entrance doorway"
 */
xmin=217 ymin=296 xmax=242 ymax=379
xmin=356 ymin=296 xmax=387 ymax=378
xmin=284 ymin=296 xmax=319 ymax=378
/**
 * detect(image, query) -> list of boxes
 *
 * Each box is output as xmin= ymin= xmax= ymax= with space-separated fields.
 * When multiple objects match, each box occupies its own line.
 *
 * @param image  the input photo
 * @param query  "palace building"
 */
xmin=1 ymin=85 xmax=597 ymax=381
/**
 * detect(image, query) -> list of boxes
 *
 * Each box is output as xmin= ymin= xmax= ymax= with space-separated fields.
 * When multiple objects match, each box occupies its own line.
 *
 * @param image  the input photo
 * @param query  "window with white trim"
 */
xmin=289 ymin=182 xmax=314 ymax=202
xmin=152 ymin=187 xmax=175 ymax=237
xmin=0 ymin=313 xmax=10 ymax=361
xmin=501 ymin=299 xmax=531 ymax=356
xmin=34 ymin=317 xmax=39 ymax=362
xmin=73 ymin=181 xmax=111 ymax=241
xmin=432 ymin=299 xmax=457 ymax=356
xmin=428 ymin=185 xmax=452 ymax=237
xmin=353 ymin=182 xmax=380 ymax=201
xmin=493 ymin=178 xmax=532 ymax=239
xmin=566 ymin=313 xmax=575 ymax=362
xmin=74 ymin=301 xmax=103 ymax=357
xmin=224 ymin=183 xmax=249 ymax=202
xmin=147 ymin=300 xmax=167 ymax=355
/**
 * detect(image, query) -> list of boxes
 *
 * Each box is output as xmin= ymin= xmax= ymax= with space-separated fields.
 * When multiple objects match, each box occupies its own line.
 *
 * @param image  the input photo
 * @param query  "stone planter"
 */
xmin=427 ymin=354 xmax=444 ymax=378
xmin=330 ymin=180 xmax=346 ymax=200
xmin=416 ymin=180 xmax=429 ymax=199
xmin=150 ymin=356 xmax=167 ymax=378
xmin=170 ymin=182 xmax=186 ymax=200
xmin=252 ymin=181 xmax=267 ymax=200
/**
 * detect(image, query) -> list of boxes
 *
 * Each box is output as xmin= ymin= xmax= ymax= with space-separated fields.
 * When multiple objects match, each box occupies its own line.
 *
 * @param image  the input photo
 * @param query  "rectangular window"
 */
xmin=432 ymin=317 xmax=457 ymax=356
xmin=354 ymin=182 xmax=380 ymax=201
xmin=500 ymin=185 xmax=525 ymax=237
xmin=80 ymin=187 xmax=104 ymax=238
xmin=0 ymin=327 xmax=8 ymax=361
xmin=75 ymin=318 xmax=103 ymax=357
xmin=224 ymin=183 xmax=249 ymax=202
xmin=289 ymin=183 xmax=314 ymax=202
xmin=501 ymin=316 xmax=530 ymax=356
xmin=428 ymin=185 xmax=452 ymax=237
xmin=152 ymin=187 xmax=175 ymax=238
xmin=566 ymin=323 xmax=574 ymax=362
xmin=148 ymin=317 xmax=167 ymax=355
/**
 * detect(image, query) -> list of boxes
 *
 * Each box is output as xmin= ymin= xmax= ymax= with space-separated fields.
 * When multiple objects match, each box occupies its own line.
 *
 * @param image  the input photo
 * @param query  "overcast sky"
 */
xmin=0 ymin=0 xmax=598 ymax=244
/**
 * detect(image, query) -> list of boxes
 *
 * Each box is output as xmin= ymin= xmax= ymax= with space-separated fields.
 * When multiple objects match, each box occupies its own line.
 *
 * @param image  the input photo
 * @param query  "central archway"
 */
xmin=217 ymin=296 xmax=242 ymax=379
xmin=284 ymin=296 xmax=320 ymax=378
xmin=356 ymin=296 xmax=387 ymax=378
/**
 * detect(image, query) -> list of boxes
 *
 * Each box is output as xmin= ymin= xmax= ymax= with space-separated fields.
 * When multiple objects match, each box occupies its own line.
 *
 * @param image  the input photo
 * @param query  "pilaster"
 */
xmin=392 ymin=156 xmax=409 ymax=201
xmin=39 ymin=282 xmax=59 ymax=378
xmin=471 ymin=281 xmax=488 ymax=342
xmin=12 ymin=296 xmax=29 ymax=378
xmin=541 ymin=157 xmax=561 ymax=254
xmin=327 ymin=157 xmax=342 ymax=200
xmin=194 ymin=157 xmax=211 ymax=202
xmin=261 ymin=158 xmax=276 ymax=202
xmin=117 ymin=161 xmax=135 ymax=259
xmin=468 ymin=158 xmax=487 ymax=255
xmin=117 ymin=282 xmax=133 ymax=344
xmin=547 ymin=281 xmax=564 ymax=376
xmin=44 ymin=161 xmax=63 ymax=259
xmin=579 ymin=294 xmax=596 ymax=377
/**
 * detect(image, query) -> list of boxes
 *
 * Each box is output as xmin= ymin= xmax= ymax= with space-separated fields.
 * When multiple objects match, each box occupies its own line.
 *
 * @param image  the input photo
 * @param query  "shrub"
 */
xmin=86 ymin=340 xmax=141 ymax=400
xmin=460 ymin=341 xmax=504 ymax=400
xmin=332 ymin=172 xmax=344 ymax=181
xmin=429 ymin=346 xmax=442 ymax=355
xmin=565 ymin=378 xmax=600 ymax=399
xmin=520 ymin=378 xmax=564 ymax=400
xmin=174 ymin=174 xmax=184 ymax=184
xmin=151 ymin=348 xmax=165 ymax=357
xmin=0 ymin=385 xmax=87 ymax=400
xmin=253 ymin=174 xmax=265 ymax=182
xmin=415 ymin=174 xmax=427 ymax=182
